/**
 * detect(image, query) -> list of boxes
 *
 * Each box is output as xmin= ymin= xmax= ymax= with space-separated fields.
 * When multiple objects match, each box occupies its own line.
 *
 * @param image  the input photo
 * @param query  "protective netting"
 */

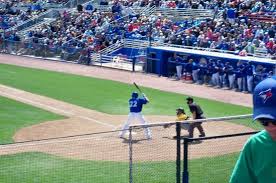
xmin=0 ymin=131 xmax=129 ymax=183
xmin=187 ymin=134 xmax=254 ymax=183
xmin=130 ymin=114 xmax=260 ymax=183
xmin=130 ymin=125 xmax=178 ymax=183
xmin=0 ymin=115 xmax=261 ymax=183
xmin=184 ymin=115 xmax=259 ymax=183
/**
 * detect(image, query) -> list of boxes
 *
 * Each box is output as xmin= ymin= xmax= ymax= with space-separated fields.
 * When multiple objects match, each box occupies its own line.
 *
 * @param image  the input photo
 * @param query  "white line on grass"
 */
xmin=0 ymin=90 xmax=116 ymax=128
xmin=0 ymin=91 xmax=73 ymax=116
xmin=78 ymin=116 xmax=116 ymax=128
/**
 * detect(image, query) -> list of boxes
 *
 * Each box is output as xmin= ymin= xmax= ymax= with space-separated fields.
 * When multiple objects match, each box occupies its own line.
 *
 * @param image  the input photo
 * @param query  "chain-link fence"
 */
xmin=0 ymin=40 xmax=146 ymax=72
xmin=0 ymin=115 xmax=261 ymax=183
xmin=129 ymin=124 xmax=179 ymax=183
xmin=180 ymin=114 xmax=259 ymax=183
xmin=183 ymin=131 xmax=259 ymax=183
xmin=0 ymin=130 xmax=130 ymax=183
xmin=129 ymin=114 xmax=261 ymax=183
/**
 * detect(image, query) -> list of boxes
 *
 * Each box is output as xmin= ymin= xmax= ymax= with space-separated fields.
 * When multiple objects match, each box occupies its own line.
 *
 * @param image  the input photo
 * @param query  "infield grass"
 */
xmin=0 ymin=152 xmax=239 ymax=183
xmin=0 ymin=96 xmax=64 ymax=144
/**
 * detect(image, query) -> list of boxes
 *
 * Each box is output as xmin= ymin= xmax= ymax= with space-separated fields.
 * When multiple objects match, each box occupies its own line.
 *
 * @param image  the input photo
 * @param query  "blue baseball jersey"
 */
xmin=129 ymin=97 xmax=148 ymax=113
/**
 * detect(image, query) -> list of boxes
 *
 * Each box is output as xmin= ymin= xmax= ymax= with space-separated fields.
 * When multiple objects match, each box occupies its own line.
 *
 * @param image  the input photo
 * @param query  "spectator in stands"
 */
xmin=226 ymin=4 xmax=236 ymax=24
xmin=100 ymin=0 xmax=108 ymax=5
xmin=112 ymin=1 xmax=122 ymax=14
xmin=266 ymin=38 xmax=275 ymax=55
xmin=85 ymin=3 xmax=94 ymax=13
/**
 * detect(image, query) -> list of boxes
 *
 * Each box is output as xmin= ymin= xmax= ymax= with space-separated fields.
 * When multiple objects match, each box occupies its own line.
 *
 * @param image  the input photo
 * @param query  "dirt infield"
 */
xmin=0 ymin=54 xmax=255 ymax=161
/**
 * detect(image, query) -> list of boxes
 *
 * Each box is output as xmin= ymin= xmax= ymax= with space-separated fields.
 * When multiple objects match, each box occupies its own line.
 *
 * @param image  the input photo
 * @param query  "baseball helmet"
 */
xmin=253 ymin=76 xmax=276 ymax=121
xmin=176 ymin=107 xmax=185 ymax=113
xmin=132 ymin=92 xmax=138 ymax=98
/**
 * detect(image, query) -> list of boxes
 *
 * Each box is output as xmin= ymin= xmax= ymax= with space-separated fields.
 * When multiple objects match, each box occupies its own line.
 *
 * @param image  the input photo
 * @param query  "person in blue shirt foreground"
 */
xmin=230 ymin=76 xmax=276 ymax=183
xmin=119 ymin=92 xmax=152 ymax=140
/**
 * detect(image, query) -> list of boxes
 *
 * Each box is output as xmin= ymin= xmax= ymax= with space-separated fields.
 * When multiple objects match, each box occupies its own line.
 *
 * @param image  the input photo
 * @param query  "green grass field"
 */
xmin=0 ymin=96 xmax=64 ymax=144
xmin=0 ymin=63 xmax=252 ymax=116
xmin=0 ymin=152 xmax=239 ymax=183
xmin=0 ymin=63 xmax=258 ymax=182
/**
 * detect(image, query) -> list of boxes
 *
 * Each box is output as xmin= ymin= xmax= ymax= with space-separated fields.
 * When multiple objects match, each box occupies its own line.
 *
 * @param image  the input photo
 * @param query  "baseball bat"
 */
xmin=133 ymin=82 xmax=143 ymax=93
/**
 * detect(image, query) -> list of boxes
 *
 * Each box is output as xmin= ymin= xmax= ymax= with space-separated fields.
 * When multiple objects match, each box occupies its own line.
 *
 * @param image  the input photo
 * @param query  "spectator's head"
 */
xmin=253 ymin=76 xmax=276 ymax=139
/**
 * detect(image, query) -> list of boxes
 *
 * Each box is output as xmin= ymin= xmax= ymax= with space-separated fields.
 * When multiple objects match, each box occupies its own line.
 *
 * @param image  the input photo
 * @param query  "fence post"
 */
xmin=176 ymin=122 xmax=181 ymax=183
xmin=129 ymin=127 xmax=133 ymax=183
xmin=100 ymin=53 xmax=102 ymax=66
xmin=132 ymin=56 xmax=136 ymax=72
xmin=182 ymin=138 xmax=189 ymax=183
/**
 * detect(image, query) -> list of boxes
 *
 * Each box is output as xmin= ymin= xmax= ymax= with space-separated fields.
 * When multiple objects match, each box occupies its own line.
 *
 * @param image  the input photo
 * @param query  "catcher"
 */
xmin=164 ymin=107 xmax=190 ymax=129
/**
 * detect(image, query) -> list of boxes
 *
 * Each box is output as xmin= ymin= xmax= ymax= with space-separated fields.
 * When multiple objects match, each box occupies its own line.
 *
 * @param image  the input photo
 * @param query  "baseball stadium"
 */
xmin=0 ymin=0 xmax=275 ymax=183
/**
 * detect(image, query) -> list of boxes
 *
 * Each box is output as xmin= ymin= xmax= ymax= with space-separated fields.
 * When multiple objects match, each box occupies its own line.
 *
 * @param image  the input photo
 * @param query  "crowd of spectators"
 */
xmin=0 ymin=0 xmax=274 ymax=92
xmin=0 ymin=0 xmax=72 ymax=31
xmin=0 ymin=1 xmax=50 ymax=31
xmin=0 ymin=0 xmax=275 ymax=60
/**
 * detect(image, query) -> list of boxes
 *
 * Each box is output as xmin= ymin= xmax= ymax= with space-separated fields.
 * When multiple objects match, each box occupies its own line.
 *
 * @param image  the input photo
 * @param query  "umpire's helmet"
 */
xmin=132 ymin=92 xmax=138 ymax=98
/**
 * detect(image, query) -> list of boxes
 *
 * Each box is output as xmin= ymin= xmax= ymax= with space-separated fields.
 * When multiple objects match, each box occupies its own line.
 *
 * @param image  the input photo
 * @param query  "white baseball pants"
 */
xmin=119 ymin=112 xmax=152 ymax=139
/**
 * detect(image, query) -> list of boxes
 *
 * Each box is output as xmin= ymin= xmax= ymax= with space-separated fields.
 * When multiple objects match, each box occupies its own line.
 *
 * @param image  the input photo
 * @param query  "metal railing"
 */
xmin=99 ymin=41 xmax=124 ymax=55
xmin=63 ymin=0 xmax=92 ymax=8
xmin=6 ymin=9 xmax=60 ymax=33
xmin=121 ymin=38 xmax=274 ymax=59
xmin=155 ymin=8 xmax=213 ymax=20
xmin=18 ymin=18 xmax=56 ymax=37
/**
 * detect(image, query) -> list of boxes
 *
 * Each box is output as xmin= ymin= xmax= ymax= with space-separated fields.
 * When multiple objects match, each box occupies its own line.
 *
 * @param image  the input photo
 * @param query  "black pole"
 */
xmin=182 ymin=138 xmax=189 ymax=183
xmin=149 ymin=23 xmax=152 ymax=47
xmin=132 ymin=56 xmax=136 ymax=72
xmin=129 ymin=127 xmax=133 ymax=183
xmin=176 ymin=122 xmax=181 ymax=183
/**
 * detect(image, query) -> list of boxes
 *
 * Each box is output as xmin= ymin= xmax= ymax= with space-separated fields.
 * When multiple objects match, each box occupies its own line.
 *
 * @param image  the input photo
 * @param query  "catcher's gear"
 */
xmin=176 ymin=107 xmax=185 ymax=115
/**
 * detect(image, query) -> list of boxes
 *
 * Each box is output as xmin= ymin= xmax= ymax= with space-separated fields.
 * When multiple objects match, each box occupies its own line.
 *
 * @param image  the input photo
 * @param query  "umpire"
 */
xmin=186 ymin=97 xmax=206 ymax=138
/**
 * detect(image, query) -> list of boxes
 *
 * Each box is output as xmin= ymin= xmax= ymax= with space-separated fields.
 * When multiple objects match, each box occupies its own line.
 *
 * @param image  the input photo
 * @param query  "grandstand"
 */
xmin=0 ymin=0 xmax=275 ymax=91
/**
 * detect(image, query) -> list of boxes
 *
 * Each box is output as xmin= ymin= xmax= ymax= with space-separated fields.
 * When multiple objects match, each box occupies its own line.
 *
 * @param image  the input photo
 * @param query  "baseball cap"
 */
xmin=253 ymin=76 xmax=276 ymax=121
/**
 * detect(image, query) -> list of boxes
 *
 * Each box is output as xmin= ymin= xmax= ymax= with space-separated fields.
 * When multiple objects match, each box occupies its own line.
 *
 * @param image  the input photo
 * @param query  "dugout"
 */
xmin=146 ymin=46 xmax=276 ymax=76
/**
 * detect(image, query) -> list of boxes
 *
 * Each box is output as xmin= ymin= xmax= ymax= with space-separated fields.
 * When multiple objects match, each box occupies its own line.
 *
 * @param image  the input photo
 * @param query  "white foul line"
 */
xmin=78 ymin=116 xmax=116 ymax=128
xmin=0 ymin=90 xmax=116 ymax=128
xmin=0 ymin=91 xmax=73 ymax=116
